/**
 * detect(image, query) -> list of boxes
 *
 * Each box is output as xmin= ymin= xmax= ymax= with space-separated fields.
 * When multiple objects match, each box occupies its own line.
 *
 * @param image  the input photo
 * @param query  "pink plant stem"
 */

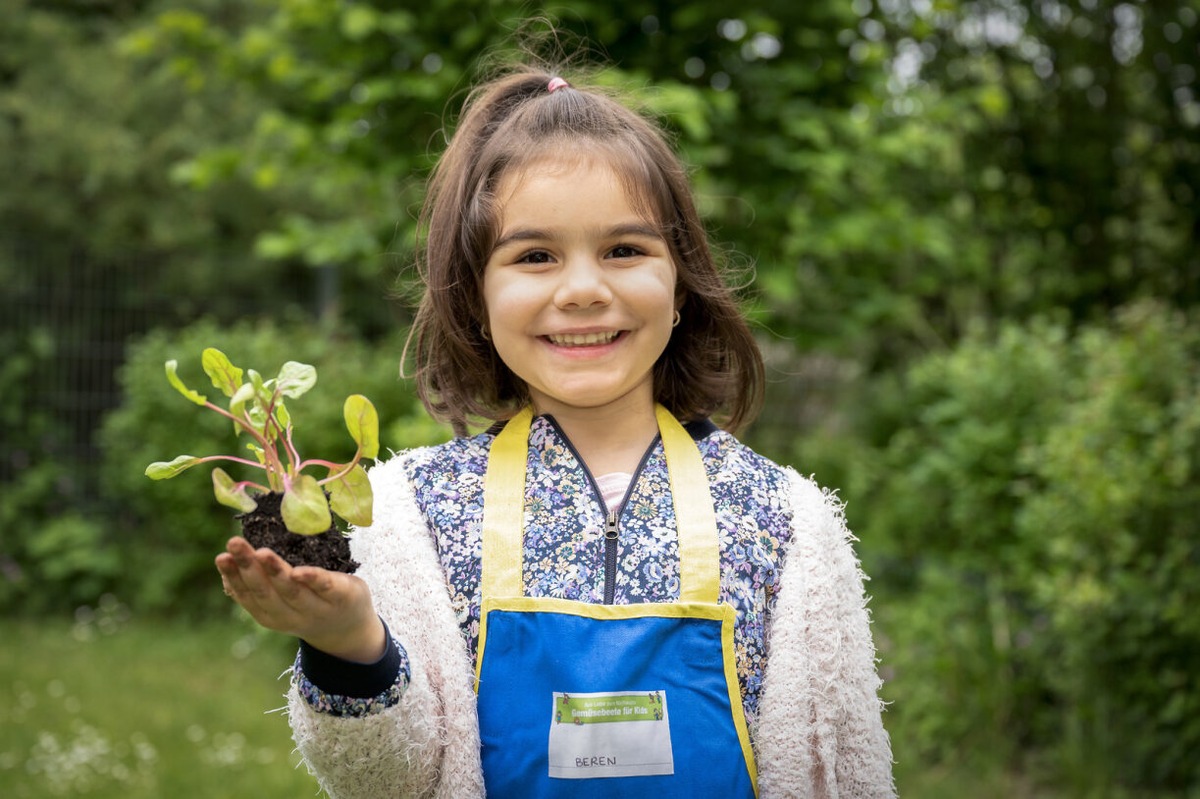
xmin=307 ymin=452 xmax=361 ymax=485
xmin=282 ymin=426 xmax=303 ymax=472
xmin=201 ymin=400 xmax=286 ymax=491
xmin=194 ymin=454 xmax=269 ymax=470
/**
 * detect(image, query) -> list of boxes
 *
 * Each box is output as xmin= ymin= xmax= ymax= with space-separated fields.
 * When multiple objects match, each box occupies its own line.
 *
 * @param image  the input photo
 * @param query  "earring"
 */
xmin=671 ymin=310 xmax=681 ymax=328
xmin=480 ymin=326 xmax=491 ymax=341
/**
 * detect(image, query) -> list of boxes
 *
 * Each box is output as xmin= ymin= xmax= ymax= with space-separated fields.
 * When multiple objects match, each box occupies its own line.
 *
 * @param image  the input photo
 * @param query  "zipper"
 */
xmin=603 ymin=511 xmax=619 ymax=604
xmin=542 ymin=416 xmax=660 ymax=605
xmin=598 ymin=443 xmax=656 ymax=604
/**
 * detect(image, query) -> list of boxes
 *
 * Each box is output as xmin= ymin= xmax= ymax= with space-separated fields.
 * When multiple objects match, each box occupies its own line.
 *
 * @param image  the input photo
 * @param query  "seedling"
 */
xmin=145 ymin=348 xmax=378 ymax=536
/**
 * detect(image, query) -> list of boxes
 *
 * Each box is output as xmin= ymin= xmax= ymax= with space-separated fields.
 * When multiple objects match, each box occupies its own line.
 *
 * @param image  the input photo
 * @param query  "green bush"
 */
xmin=0 ymin=311 xmax=116 ymax=614
xmin=0 ymin=463 xmax=123 ymax=615
xmin=1014 ymin=304 xmax=1200 ymax=788
xmin=98 ymin=317 xmax=448 ymax=615
xmin=824 ymin=302 xmax=1200 ymax=791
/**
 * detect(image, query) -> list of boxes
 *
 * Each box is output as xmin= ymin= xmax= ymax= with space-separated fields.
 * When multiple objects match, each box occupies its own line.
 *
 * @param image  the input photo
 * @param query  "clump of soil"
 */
xmin=238 ymin=491 xmax=358 ymax=574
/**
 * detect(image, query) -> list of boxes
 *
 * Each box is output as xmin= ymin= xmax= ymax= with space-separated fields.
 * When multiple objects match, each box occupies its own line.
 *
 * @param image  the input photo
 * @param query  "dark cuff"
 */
xmin=298 ymin=619 xmax=404 ymax=699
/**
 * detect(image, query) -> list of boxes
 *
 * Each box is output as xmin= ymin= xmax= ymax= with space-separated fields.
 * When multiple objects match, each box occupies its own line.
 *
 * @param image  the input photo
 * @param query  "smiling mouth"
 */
xmin=545 ymin=331 xmax=621 ymax=347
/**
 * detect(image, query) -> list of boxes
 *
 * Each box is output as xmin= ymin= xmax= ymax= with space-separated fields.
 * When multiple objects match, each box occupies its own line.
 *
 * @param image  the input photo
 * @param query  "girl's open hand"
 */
xmin=215 ymin=537 xmax=386 ymax=664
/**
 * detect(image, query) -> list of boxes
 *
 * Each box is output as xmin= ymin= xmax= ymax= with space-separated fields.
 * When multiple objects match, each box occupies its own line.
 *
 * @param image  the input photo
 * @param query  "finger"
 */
xmin=253 ymin=548 xmax=311 ymax=607
xmin=248 ymin=549 xmax=357 ymax=621
xmin=220 ymin=542 xmax=290 ymax=619
xmin=294 ymin=570 xmax=372 ymax=617
xmin=230 ymin=538 xmax=263 ymax=572
xmin=224 ymin=536 xmax=257 ymax=561
xmin=214 ymin=542 xmax=320 ymax=639
xmin=217 ymin=540 xmax=365 ymax=639
xmin=216 ymin=565 xmax=236 ymax=597
xmin=215 ymin=551 xmax=252 ymax=598
xmin=221 ymin=541 xmax=267 ymax=595
xmin=254 ymin=546 xmax=289 ymax=577
xmin=292 ymin=566 xmax=338 ymax=598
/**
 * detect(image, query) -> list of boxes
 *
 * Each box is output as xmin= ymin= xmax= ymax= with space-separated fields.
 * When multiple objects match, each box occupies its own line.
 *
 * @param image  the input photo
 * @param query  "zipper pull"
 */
xmin=604 ymin=511 xmax=619 ymax=540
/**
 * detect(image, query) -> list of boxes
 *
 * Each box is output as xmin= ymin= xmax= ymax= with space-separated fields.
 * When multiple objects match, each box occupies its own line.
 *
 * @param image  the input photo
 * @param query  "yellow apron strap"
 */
xmin=655 ymin=405 xmax=721 ymax=604
xmin=480 ymin=407 xmax=533 ymax=599
xmin=480 ymin=405 xmax=720 ymax=603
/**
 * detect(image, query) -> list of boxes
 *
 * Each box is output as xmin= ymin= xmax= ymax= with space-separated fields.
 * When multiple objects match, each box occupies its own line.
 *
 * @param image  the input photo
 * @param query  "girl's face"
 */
xmin=482 ymin=156 xmax=678 ymax=420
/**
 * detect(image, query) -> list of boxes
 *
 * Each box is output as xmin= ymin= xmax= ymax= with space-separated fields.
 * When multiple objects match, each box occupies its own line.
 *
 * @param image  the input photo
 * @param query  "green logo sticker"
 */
xmin=553 ymin=692 xmax=666 ymax=725
xmin=547 ymin=690 xmax=675 ymax=778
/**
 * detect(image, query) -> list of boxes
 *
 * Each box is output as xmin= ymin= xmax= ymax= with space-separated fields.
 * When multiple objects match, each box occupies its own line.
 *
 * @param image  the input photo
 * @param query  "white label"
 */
xmin=546 ymin=690 xmax=674 ymax=779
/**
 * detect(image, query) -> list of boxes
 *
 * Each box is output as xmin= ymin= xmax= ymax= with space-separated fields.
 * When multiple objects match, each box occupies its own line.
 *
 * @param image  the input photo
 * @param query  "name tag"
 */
xmin=546 ymin=691 xmax=674 ymax=779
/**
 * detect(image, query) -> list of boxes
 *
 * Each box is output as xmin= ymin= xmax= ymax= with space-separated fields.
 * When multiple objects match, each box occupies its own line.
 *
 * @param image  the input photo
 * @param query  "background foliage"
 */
xmin=4 ymin=0 xmax=1198 ymax=793
xmin=97 ymin=318 xmax=442 ymax=615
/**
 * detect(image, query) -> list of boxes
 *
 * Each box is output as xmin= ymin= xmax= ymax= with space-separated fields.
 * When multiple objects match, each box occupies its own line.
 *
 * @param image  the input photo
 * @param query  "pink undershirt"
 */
xmin=595 ymin=472 xmax=632 ymax=512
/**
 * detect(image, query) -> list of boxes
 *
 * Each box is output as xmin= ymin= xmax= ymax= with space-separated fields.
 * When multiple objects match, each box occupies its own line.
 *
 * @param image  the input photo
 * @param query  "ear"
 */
xmin=671 ymin=294 xmax=686 ymax=329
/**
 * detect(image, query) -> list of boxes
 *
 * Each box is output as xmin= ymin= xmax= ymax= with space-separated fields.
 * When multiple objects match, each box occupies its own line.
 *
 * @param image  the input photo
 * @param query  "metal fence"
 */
xmin=0 ymin=239 xmax=315 ymax=513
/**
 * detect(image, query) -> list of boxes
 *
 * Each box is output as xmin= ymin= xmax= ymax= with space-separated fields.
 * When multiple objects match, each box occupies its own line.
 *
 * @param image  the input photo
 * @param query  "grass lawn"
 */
xmin=9 ymin=603 xmax=1158 ymax=798
xmin=0 ymin=603 xmax=320 ymax=798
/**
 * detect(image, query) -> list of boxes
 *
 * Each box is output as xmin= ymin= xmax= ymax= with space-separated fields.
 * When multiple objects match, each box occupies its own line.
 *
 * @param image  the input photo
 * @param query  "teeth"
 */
xmin=547 ymin=331 xmax=619 ymax=347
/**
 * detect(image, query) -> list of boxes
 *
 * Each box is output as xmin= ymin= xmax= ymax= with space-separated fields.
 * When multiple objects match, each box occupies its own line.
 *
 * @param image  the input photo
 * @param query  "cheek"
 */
xmin=483 ymin=280 xmax=530 ymax=333
xmin=655 ymin=261 xmax=679 ymax=301
xmin=482 ymin=270 xmax=515 ymax=325
xmin=638 ymin=269 xmax=678 ymax=317
xmin=482 ymin=280 xmax=545 ymax=376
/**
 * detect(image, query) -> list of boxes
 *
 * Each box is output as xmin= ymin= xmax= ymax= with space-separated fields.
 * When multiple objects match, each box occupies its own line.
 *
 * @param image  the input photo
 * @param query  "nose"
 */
xmin=553 ymin=256 xmax=612 ymax=310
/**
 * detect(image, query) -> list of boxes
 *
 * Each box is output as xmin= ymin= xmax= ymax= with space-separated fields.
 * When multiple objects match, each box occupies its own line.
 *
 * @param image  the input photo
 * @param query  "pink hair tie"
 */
xmin=547 ymin=77 xmax=570 ymax=93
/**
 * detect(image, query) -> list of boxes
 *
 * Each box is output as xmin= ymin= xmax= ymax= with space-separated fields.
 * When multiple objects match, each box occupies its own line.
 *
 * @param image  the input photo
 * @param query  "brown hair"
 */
xmin=405 ymin=66 xmax=764 ymax=436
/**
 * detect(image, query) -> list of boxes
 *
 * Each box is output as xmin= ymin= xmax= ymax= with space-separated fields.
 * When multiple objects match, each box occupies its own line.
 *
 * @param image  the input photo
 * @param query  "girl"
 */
xmin=216 ymin=66 xmax=895 ymax=798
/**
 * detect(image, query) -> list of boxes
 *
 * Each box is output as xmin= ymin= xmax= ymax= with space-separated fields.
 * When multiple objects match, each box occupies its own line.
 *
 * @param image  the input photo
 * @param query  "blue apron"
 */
xmin=475 ymin=405 xmax=757 ymax=798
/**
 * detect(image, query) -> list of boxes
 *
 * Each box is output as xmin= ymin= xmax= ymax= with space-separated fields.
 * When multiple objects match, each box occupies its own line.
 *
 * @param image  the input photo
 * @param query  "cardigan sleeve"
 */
xmin=286 ymin=454 xmax=485 ymax=799
xmin=754 ymin=469 xmax=896 ymax=799
xmin=291 ymin=623 xmax=410 ymax=717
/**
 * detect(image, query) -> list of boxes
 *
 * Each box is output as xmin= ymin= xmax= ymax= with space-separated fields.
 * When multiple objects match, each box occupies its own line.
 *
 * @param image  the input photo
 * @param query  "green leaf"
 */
xmin=201 ymin=348 xmax=244 ymax=398
xmin=246 ymin=369 xmax=274 ymax=415
xmin=281 ymin=474 xmax=331 ymax=535
xmin=256 ymin=377 xmax=278 ymax=409
xmin=245 ymin=403 xmax=269 ymax=437
xmin=212 ymin=468 xmax=257 ymax=513
xmin=275 ymin=401 xmax=291 ymax=430
xmin=229 ymin=381 xmax=256 ymax=434
xmin=327 ymin=464 xmax=373 ymax=527
xmin=165 ymin=360 xmax=207 ymax=405
xmin=145 ymin=455 xmax=201 ymax=479
xmin=343 ymin=394 xmax=379 ymax=459
xmin=276 ymin=361 xmax=316 ymax=399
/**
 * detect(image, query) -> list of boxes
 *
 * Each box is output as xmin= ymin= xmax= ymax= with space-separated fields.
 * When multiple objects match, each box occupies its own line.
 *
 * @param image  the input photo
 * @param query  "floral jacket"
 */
xmin=287 ymin=415 xmax=895 ymax=798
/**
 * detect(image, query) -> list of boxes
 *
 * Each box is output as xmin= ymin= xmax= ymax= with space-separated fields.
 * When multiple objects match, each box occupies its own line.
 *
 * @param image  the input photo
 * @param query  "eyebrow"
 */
xmin=491 ymin=222 xmax=664 ymax=253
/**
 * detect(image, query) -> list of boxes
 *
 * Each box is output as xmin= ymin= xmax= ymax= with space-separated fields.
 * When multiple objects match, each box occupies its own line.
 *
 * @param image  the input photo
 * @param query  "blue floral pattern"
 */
xmin=405 ymin=415 xmax=796 ymax=727
xmin=294 ymin=639 xmax=411 ymax=718
xmin=295 ymin=416 xmax=796 ymax=723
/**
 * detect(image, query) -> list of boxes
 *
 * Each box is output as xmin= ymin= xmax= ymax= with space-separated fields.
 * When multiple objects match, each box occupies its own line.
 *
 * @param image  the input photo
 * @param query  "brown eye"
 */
xmin=608 ymin=245 xmax=643 ymax=259
xmin=517 ymin=250 xmax=554 ymax=264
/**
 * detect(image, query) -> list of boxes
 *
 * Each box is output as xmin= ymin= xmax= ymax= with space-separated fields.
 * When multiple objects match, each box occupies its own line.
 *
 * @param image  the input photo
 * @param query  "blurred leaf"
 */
xmin=281 ymin=474 xmax=331 ymax=535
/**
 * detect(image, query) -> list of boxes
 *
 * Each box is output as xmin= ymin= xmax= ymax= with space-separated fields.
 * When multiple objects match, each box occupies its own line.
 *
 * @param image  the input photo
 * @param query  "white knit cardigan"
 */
xmin=287 ymin=454 xmax=896 ymax=798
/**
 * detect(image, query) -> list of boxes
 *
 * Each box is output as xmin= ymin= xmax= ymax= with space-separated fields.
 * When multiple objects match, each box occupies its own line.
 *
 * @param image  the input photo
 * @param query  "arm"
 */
xmin=755 ymin=470 xmax=896 ymax=799
xmin=288 ymin=455 xmax=484 ymax=799
xmin=218 ymin=455 xmax=483 ymax=798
